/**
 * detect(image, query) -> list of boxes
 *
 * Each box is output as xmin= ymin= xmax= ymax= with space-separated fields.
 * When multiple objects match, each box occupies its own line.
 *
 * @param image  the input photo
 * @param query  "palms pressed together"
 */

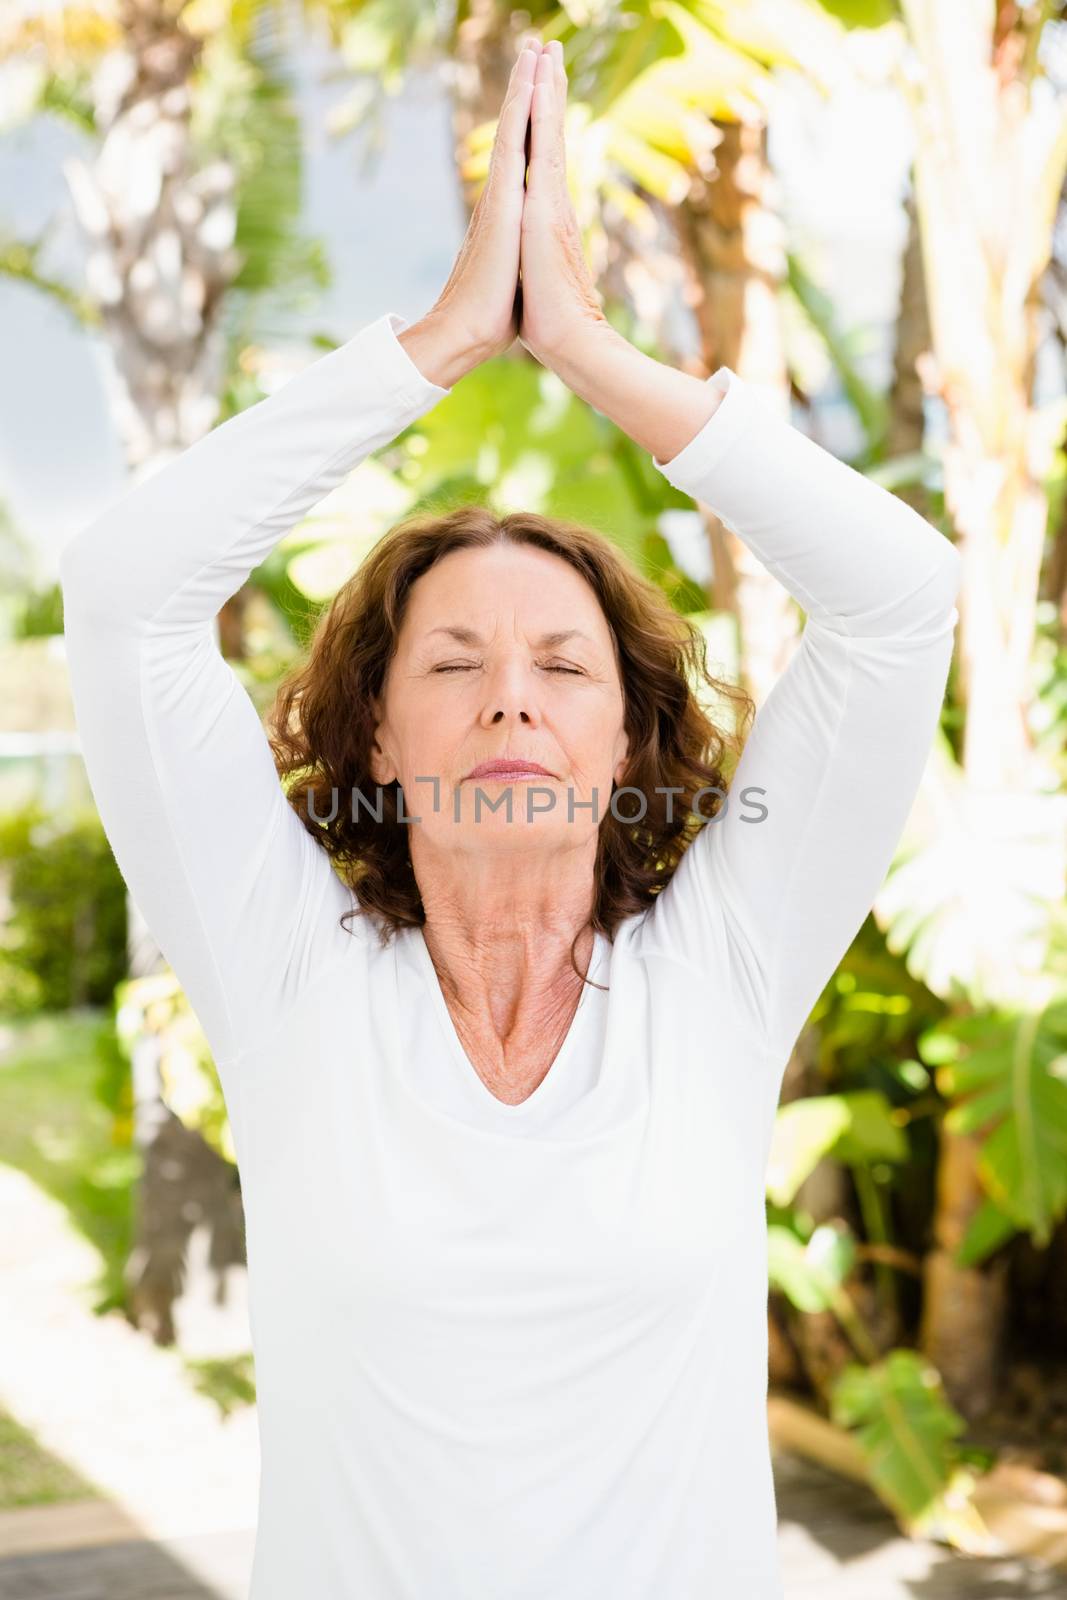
xmin=432 ymin=38 xmax=607 ymax=373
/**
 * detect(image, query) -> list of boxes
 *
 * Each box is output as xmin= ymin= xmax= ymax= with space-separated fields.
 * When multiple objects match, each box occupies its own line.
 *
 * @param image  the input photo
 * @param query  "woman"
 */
xmin=60 ymin=37 xmax=960 ymax=1600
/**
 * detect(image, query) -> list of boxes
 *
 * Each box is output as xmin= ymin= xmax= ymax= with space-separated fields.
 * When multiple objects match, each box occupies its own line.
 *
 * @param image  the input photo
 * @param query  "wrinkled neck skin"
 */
xmin=412 ymin=826 xmax=600 ymax=1071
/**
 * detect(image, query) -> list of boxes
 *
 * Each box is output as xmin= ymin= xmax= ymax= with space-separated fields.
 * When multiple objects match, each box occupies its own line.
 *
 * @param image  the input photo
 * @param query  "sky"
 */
xmin=0 ymin=16 xmax=917 ymax=581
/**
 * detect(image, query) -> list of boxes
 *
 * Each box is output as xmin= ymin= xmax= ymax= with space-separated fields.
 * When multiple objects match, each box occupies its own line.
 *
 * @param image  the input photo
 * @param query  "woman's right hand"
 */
xmin=410 ymin=40 xmax=540 ymax=383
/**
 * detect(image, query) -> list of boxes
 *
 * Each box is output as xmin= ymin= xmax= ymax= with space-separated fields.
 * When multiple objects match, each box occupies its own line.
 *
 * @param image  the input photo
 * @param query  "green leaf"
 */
xmin=832 ymin=1090 xmax=910 ymax=1166
xmin=767 ymin=1221 xmax=855 ymax=1312
xmin=954 ymin=1196 xmax=1019 ymax=1267
xmin=767 ymin=1091 xmax=908 ymax=1206
xmin=767 ymin=1098 xmax=851 ymax=1207
xmin=543 ymin=471 xmax=646 ymax=567
xmin=815 ymin=0 xmax=897 ymax=29
xmin=830 ymin=1348 xmax=968 ymax=1524
xmin=934 ymin=999 xmax=1067 ymax=1247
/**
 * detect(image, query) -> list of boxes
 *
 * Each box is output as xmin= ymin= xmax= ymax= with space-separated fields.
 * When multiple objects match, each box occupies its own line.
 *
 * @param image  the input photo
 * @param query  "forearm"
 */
xmin=544 ymin=322 xmax=726 ymax=466
xmin=60 ymin=312 xmax=450 ymax=630
xmin=397 ymin=309 xmax=490 ymax=391
xmin=60 ymin=309 xmax=453 ymax=1067
xmin=551 ymin=323 xmax=961 ymax=638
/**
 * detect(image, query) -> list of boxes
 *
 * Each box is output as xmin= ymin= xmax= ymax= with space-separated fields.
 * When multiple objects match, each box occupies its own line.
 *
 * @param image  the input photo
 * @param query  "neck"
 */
xmin=411 ymin=841 xmax=600 ymax=1040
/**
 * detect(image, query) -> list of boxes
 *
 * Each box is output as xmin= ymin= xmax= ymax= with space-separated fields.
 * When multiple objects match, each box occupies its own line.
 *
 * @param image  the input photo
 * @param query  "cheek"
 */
xmin=395 ymin=686 xmax=446 ymax=742
xmin=565 ymin=695 xmax=624 ymax=751
xmin=556 ymin=712 xmax=626 ymax=791
xmin=393 ymin=697 xmax=468 ymax=794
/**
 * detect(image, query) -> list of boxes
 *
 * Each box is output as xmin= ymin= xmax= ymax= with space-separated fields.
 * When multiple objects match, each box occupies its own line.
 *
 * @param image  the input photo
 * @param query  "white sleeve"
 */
xmin=60 ymin=312 xmax=451 ymax=1070
xmin=643 ymin=367 xmax=961 ymax=1063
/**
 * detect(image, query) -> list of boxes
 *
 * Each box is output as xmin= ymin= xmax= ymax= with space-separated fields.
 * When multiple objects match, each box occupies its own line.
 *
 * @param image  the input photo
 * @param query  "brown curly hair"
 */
xmin=265 ymin=505 xmax=754 ymax=987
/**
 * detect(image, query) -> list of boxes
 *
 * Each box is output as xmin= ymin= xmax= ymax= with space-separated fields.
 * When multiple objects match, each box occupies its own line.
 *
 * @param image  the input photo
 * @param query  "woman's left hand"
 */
xmin=427 ymin=40 xmax=539 ymax=367
xmin=518 ymin=41 xmax=610 ymax=368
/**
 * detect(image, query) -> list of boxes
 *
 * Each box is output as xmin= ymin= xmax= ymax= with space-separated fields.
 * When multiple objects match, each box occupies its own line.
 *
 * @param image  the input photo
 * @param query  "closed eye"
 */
xmin=433 ymin=662 xmax=584 ymax=675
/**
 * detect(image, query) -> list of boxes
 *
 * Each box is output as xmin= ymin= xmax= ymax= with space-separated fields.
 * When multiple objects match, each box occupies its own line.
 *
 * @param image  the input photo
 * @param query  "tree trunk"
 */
xmin=918 ymin=1131 xmax=1010 ymax=1419
xmin=670 ymin=117 xmax=798 ymax=709
xmin=887 ymin=184 xmax=933 ymax=514
xmin=65 ymin=0 xmax=245 ymax=1346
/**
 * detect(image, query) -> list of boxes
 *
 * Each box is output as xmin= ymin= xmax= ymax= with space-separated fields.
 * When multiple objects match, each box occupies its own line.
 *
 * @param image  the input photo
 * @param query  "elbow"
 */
xmin=938 ymin=537 xmax=963 ymax=604
xmin=58 ymin=532 xmax=90 ymax=618
xmin=868 ymin=512 xmax=962 ymax=640
xmin=58 ymin=515 xmax=120 ymax=625
xmin=921 ymin=538 xmax=962 ymax=627
xmin=891 ymin=541 xmax=961 ymax=642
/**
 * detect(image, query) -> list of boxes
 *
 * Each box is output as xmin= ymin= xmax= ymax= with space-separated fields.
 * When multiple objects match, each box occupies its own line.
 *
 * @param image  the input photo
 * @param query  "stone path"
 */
xmin=773 ymin=1451 xmax=1064 ymax=1597
xmin=0 ymin=1167 xmax=258 ymax=1547
xmin=0 ymin=1526 xmax=251 ymax=1599
xmin=1 ymin=1456 xmax=1063 ymax=1599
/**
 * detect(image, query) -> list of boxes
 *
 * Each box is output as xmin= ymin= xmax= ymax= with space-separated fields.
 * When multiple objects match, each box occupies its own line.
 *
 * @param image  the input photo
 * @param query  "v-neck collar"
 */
xmin=409 ymin=924 xmax=606 ymax=1121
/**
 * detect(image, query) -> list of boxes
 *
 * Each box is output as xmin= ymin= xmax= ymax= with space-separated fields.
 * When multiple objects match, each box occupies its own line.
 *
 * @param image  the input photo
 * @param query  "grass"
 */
xmin=0 ymin=1007 xmax=256 ymax=1520
xmin=183 ymin=1352 xmax=257 ymax=1417
xmin=0 ymin=1009 xmax=139 ymax=1317
xmin=0 ymin=1010 xmax=133 ymax=1512
xmin=0 ymin=1407 xmax=103 ymax=1511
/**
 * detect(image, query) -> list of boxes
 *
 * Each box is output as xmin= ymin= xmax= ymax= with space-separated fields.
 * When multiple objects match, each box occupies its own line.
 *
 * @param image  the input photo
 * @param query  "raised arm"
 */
xmin=59 ymin=42 xmax=541 ymax=1077
xmin=649 ymin=361 xmax=959 ymax=1062
xmin=552 ymin=329 xmax=960 ymax=1063
xmin=59 ymin=313 xmax=453 ymax=1071
xmin=517 ymin=45 xmax=960 ymax=1066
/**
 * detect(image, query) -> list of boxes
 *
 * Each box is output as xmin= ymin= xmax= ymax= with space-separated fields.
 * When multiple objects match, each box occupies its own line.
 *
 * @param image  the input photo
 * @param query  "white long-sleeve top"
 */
xmin=60 ymin=311 xmax=961 ymax=1599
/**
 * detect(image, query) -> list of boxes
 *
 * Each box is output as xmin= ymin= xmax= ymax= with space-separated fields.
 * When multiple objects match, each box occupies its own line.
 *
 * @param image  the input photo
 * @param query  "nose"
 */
xmin=479 ymin=657 xmax=541 ymax=726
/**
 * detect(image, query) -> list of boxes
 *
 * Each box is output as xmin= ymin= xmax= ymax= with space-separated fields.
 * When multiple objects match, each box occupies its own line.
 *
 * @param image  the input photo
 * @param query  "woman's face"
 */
xmin=370 ymin=543 xmax=630 ymax=857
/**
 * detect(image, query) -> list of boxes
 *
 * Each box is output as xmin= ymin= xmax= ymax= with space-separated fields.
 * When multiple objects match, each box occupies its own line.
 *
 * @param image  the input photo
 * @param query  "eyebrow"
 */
xmin=425 ymin=627 xmax=596 ymax=649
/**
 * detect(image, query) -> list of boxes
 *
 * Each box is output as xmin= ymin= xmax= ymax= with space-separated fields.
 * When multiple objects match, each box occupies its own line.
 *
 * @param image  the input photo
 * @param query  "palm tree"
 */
xmin=5 ymin=0 xmax=327 ymax=1342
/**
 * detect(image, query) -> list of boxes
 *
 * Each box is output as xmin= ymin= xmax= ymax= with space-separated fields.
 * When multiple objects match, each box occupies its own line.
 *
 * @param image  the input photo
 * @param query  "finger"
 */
xmin=505 ymin=41 xmax=540 ymax=113
xmin=489 ymin=45 xmax=538 ymax=173
xmin=552 ymin=43 xmax=567 ymax=177
xmin=530 ymin=46 xmax=564 ymax=177
xmin=510 ymin=39 xmax=540 ymax=86
xmin=549 ymin=41 xmax=567 ymax=143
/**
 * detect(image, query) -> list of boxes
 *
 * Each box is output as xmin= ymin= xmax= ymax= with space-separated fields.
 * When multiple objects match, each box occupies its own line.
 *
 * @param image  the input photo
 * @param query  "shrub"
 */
xmin=0 ymin=804 xmax=127 ymax=1014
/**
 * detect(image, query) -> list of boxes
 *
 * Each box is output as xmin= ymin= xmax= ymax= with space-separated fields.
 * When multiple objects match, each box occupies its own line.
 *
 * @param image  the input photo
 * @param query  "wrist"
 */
xmin=536 ymin=324 xmax=724 ymax=463
xmin=538 ymin=316 xmax=634 ymax=398
xmin=397 ymin=310 xmax=489 ymax=390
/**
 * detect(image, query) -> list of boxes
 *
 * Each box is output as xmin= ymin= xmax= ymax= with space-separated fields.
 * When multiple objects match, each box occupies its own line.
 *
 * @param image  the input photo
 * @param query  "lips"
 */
xmin=465 ymin=759 xmax=555 ymax=780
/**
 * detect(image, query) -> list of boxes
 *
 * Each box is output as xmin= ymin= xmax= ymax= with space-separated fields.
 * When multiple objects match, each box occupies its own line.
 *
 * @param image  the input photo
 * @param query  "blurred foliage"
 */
xmin=0 ymin=804 xmax=127 ymax=1015
xmin=15 ymin=580 xmax=64 ymax=640
xmin=830 ymin=1348 xmax=994 ymax=1538
xmin=255 ymin=352 xmax=711 ymax=651
xmin=0 ymin=1010 xmax=138 ymax=1317
xmin=115 ymin=971 xmax=236 ymax=1167
xmin=0 ymin=500 xmax=68 ymax=647
xmin=184 ymin=1351 xmax=257 ymax=1417
xmin=924 ymin=998 xmax=1067 ymax=1256
xmin=191 ymin=34 xmax=331 ymax=309
xmin=7 ymin=0 xmax=1067 ymax=1550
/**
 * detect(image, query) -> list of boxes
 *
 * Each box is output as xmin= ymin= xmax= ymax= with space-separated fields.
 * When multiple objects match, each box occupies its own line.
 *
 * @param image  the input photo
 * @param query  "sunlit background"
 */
xmin=3 ymin=1 xmax=1067 ymax=1595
